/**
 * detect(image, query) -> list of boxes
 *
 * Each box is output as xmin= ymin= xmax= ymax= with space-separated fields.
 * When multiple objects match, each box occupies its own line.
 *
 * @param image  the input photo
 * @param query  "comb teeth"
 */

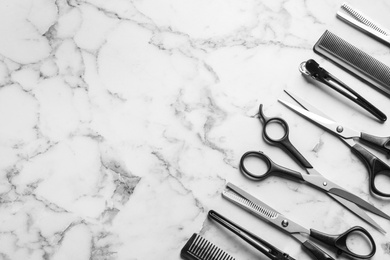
xmin=314 ymin=30 xmax=390 ymax=96
xmin=181 ymin=234 xmax=236 ymax=260
xmin=223 ymin=190 xmax=278 ymax=219
xmin=340 ymin=3 xmax=389 ymax=36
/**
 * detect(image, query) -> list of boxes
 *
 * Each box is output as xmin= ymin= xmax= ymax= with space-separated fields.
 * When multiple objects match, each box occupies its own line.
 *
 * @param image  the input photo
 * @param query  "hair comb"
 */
xmin=313 ymin=30 xmax=390 ymax=97
xmin=337 ymin=2 xmax=390 ymax=46
xmin=181 ymin=233 xmax=236 ymax=260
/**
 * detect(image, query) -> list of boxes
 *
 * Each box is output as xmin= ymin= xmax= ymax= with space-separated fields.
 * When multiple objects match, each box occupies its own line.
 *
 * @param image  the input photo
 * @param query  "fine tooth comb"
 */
xmin=181 ymin=233 xmax=236 ymax=260
xmin=313 ymin=30 xmax=390 ymax=97
xmin=337 ymin=2 xmax=390 ymax=46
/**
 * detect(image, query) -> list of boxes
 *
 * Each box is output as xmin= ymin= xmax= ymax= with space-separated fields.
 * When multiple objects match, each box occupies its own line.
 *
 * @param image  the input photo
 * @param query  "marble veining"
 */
xmin=0 ymin=0 xmax=390 ymax=259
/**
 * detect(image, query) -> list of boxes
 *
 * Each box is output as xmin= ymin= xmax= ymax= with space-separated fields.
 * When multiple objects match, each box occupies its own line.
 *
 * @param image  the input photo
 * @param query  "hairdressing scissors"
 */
xmin=278 ymin=90 xmax=390 ymax=198
xmin=239 ymin=104 xmax=390 ymax=233
xmin=223 ymin=183 xmax=376 ymax=260
xmin=208 ymin=210 xmax=295 ymax=260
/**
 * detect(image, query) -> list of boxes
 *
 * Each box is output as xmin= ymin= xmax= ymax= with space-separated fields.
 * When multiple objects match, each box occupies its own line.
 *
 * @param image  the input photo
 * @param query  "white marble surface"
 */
xmin=0 ymin=0 xmax=390 ymax=259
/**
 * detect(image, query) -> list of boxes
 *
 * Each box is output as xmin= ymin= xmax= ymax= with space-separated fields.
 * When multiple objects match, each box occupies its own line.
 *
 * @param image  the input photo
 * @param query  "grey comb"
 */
xmin=337 ymin=2 xmax=390 ymax=46
xmin=314 ymin=30 xmax=390 ymax=97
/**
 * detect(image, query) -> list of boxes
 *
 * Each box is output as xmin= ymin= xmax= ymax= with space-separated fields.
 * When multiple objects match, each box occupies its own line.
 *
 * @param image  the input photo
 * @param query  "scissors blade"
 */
xmin=329 ymin=188 xmax=390 ymax=221
xmin=328 ymin=192 xmax=386 ymax=233
xmin=279 ymin=90 xmax=361 ymax=139
xmin=223 ymin=183 xmax=308 ymax=237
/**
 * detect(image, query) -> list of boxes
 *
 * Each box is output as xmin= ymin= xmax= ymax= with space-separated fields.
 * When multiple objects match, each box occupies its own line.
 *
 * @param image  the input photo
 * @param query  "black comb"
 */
xmin=313 ymin=30 xmax=390 ymax=97
xmin=181 ymin=233 xmax=236 ymax=260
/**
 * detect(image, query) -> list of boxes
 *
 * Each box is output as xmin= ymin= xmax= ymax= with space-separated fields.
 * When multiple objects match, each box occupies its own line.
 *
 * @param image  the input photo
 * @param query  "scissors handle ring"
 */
xmin=258 ymin=104 xmax=313 ymax=169
xmin=240 ymin=151 xmax=304 ymax=182
xmin=259 ymin=104 xmax=290 ymax=144
xmin=263 ymin=117 xmax=290 ymax=143
xmin=310 ymin=226 xmax=376 ymax=259
xmin=352 ymin=143 xmax=390 ymax=197
xmin=240 ymin=151 xmax=272 ymax=180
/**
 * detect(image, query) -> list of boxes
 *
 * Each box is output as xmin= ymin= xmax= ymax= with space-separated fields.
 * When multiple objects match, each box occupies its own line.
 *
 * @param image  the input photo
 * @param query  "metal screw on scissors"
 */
xmin=239 ymin=104 xmax=390 ymax=233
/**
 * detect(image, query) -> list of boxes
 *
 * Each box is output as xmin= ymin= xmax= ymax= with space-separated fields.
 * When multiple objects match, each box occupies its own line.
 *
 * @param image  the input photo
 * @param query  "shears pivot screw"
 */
xmin=282 ymin=220 xmax=289 ymax=227
xmin=336 ymin=126 xmax=343 ymax=133
xmin=323 ymin=182 xmax=327 ymax=186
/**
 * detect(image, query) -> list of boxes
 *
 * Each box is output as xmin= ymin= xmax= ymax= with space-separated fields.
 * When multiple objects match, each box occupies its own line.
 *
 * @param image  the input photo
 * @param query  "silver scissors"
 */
xmin=278 ymin=90 xmax=390 ymax=198
xmin=223 ymin=183 xmax=376 ymax=260
xmin=239 ymin=104 xmax=390 ymax=233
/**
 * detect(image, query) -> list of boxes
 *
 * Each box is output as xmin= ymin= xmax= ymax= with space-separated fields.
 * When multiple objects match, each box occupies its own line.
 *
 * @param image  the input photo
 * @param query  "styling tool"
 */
xmin=181 ymin=233 xmax=236 ymax=260
xmin=241 ymin=103 xmax=390 ymax=231
xmin=337 ymin=2 xmax=390 ymax=46
xmin=313 ymin=30 xmax=390 ymax=97
xmin=279 ymin=90 xmax=390 ymax=197
xmin=208 ymin=210 xmax=295 ymax=260
xmin=299 ymin=59 xmax=386 ymax=122
xmin=223 ymin=183 xmax=377 ymax=260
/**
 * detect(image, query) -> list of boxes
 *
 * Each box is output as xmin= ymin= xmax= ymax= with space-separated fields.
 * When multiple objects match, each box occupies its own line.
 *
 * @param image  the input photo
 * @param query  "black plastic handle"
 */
xmin=351 ymin=143 xmax=390 ymax=197
xmin=304 ymin=59 xmax=387 ymax=122
xmin=208 ymin=210 xmax=296 ymax=260
xmin=360 ymin=132 xmax=390 ymax=156
xmin=258 ymin=104 xmax=313 ymax=169
xmin=302 ymin=240 xmax=334 ymax=260
xmin=310 ymin=227 xmax=376 ymax=259
xmin=240 ymin=151 xmax=304 ymax=182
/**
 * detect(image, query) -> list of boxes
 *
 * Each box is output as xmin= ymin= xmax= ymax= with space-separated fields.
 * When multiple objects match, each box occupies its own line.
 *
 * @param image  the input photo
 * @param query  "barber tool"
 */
xmin=313 ymin=30 xmax=390 ymax=97
xmin=242 ymin=103 xmax=390 ymax=231
xmin=299 ymin=59 xmax=386 ymax=122
xmin=181 ymin=233 xmax=236 ymax=260
xmin=208 ymin=210 xmax=295 ymax=260
xmin=279 ymin=90 xmax=390 ymax=197
xmin=337 ymin=2 xmax=390 ymax=46
xmin=223 ymin=182 xmax=377 ymax=260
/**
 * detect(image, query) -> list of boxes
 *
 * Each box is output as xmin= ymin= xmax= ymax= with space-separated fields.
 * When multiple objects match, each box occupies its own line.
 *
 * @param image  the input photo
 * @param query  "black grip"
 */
xmin=351 ymin=143 xmax=390 ymax=197
xmin=310 ymin=227 xmax=376 ymax=259
xmin=239 ymin=151 xmax=305 ymax=182
xmin=258 ymin=104 xmax=313 ymax=169
xmin=302 ymin=240 xmax=334 ymax=260
xmin=360 ymin=132 xmax=390 ymax=155
xmin=279 ymin=136 xmax=313 ymax=169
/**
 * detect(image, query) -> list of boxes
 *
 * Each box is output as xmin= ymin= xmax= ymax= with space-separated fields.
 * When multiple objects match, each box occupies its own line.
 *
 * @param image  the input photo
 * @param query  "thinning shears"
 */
xmin=279 ymin=90 xmax=390 ymax=197
xmin=223 ymin=183 xmax=376 ymax=260
xmin=239 ymin=104 xmax=390 ymax=233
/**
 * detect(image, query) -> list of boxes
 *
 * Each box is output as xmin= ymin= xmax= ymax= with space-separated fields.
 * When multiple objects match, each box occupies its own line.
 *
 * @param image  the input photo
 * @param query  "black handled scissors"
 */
xmin=279 ymin=90 xmax=390 ymax=197
xmin=223 ymin=183 xmax=377 ymax=260
xmin=239 ymin=105 xmax=390 ymax=233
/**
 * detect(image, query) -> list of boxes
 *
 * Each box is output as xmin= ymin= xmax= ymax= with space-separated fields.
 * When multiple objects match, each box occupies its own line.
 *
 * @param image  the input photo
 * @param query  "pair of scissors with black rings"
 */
xmin=279 ymin=90 xmax=390 ymax=198
xmin=239 ymin=104 xmax=390 ymax=233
